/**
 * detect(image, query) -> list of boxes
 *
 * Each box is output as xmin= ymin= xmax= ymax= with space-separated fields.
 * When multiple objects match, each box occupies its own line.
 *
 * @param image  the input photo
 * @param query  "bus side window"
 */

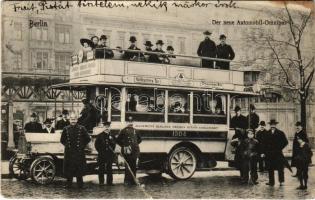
xmin=168 ymin=91 xmax=189 ymax=123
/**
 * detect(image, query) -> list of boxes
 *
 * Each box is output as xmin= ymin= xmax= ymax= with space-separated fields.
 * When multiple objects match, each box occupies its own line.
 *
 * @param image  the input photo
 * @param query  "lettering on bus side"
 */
xmin=172 ymin=131 xmax=187 ymax=137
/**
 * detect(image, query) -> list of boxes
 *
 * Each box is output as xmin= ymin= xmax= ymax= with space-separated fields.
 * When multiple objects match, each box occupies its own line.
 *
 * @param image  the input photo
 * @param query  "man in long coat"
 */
xmin=78 ymin=98 xmax=99 ymax=132
xmin=216 ymin=34 xmax=235 ymax=70
xmin=247 ymin=104 xmax=260 ymax=132
xmin=230 ymin=106 xmax=248 ymax=179
xmin=24 ymin=113 xmax=43 ymax=133
xmin=255 ymin=121 xmax=268 ymax=172
xmin=60 ymin=113 xmax=91 ymax=188
xmin=291 ymin=121 xmax=309 ymax=176
xmin=55 ymin=110 xmax=70 ymax=130
xmin=265 ymin=119 xmax=288 ymax=186
xmin=95 ymin=121 xmax=116 ymax=185
xmin=116 ymin=116 xmax=142 ymax=185
xmin=197 ymin=30 xmax=217 ymax=68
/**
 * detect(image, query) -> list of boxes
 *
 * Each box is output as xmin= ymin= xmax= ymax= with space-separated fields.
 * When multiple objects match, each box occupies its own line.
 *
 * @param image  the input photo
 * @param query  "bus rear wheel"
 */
xmin=30 ymin=157 xmax=56 ymax=185
xmin=167 ymin=147 xmax=197 ymax=180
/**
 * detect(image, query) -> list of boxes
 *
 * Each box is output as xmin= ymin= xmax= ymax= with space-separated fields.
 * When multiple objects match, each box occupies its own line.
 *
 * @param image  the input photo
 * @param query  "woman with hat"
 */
xmin=42 ymin=118 xmax=55 ymax=134
xmin=123 ymin=36 xmax=144 ymax=61
xmin=148 ymin=40 xmax=167 ymax=63
xmin=291 ymin=121 xmax=309 ymax=176
xmin=264 ymin=119 xmax=288 ymax=186
xmin=197 ymin=30 xmax=217 ymax=68
xmin=78 ymin=38 xmax=93 ymax=62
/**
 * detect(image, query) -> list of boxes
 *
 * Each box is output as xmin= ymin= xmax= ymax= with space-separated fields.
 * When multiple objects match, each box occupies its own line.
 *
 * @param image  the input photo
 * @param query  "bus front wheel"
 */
xmin=167 ymin=147 xmax=197 ymax=180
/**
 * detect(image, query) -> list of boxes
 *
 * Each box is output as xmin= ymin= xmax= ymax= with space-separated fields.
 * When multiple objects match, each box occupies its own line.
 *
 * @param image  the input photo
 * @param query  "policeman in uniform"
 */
xmin=197 ymin=30 xmax=217 ymax=68
xmin=56 ymin=110 xmax=70 ymax=130
xmin=95 ymin=121 xmax=116 ymax=186
xmin=216 ymin=34 xmax=235 ymax=70
xmin=60 ymin=113 xmax=91 ymax=188
xmin=116 ymin=116 xmax=142 ymax=185
xmin=24 ymin=113 xmax=43 ymax=133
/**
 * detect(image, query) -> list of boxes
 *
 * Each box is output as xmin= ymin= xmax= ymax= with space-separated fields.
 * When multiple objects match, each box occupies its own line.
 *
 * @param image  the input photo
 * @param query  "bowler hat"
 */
xmin=203 ymin=30 xmax=212 ymax=35
xmin=80 ymin=38 xmax=93 ymax=47
xmin=44 ymin=118 xmax=52 ymax=124
xmin=30 ymin=113 xmax=37 ymax=118
xmin=100 ymin=35 xmax=107 ymax=40
xmin=166 ymin=45 xmax=174 ymax=51
xmin=156 ymin=40 xmax=164 ymax=45
xmin=268 ymin=119 xmax=279 ymax=125
xmin=219 ymin=34 xmax=226 ymax=40
xmin=144 ymin=41 xmax=153 ymax=47
xmin=62 ymin=110 xmax=69 ymax=115
xmin=129 ymin=36 xmax=137 ymax=42
xmin=259 ymin=121 xmax=266 ymax=126
xmin=295 ymin=121 xmax=302 ymax=126
xmin=234 ymin=106 xmax=241 ymax=112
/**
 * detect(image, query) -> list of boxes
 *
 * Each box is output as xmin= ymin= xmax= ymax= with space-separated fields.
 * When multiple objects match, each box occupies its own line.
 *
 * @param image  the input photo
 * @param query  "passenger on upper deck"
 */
xmin=123 ymin=36 xmax=144 ymax=61
xmin=78 ymin=38 xmax=93 ymax=62
xmin=144 ymin=41 xmax=153 ymax=52
xmin=216 ymin=34 xmax=235 ymax=70
xmin=95 ymin=35 xmax=114 ymax=59
xmin=164 ymin=45 xmax=176 ymax=64
xmin=148 ymin=40 xmax=167 ymax=64
xmin=197 ymin=30 xmax=217 ymax=69
xmin=91 ymin=36 xmax=99 ymax=49
xmin=42 ymin=118 xmax=55 ymax=134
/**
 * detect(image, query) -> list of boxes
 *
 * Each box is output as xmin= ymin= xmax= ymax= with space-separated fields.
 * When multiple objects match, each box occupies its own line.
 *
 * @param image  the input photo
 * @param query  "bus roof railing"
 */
xmin=72 ymin=47 xmax=244 ymax=69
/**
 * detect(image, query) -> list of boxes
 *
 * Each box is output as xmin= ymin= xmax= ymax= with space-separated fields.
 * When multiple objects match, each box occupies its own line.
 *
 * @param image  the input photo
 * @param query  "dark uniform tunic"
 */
xmin=55 ymin=119 xmax=70 ymax=130
xmin=291 ymin=130 xmax=309 ymax=167
xmin=24 ymin=121 xmax=43 ymax=133
xmin=95 ymin=44 xmax=114 ymax=59
xmin=148 ymin=49 xmax=166 ymax=63
xmin=247 ymin=112 xmax=260 ymax=131
xmin=116 ymin=125 xmax=142 ymax=184
xmin=60 ymin=124 xmax=91 ymax=178
xmin=95 ymin=131 xmax=116 ymax=185
xmin=197 ymin=38 xmax=217 ymax=68
xmin=78 ymin=103 xmax=99 ymax=132
xmin=265 ymin=128 xmax=288 ymax=184
xmin=123 ymin=45 xmax=144 ymax=61
xmin=216 ymin=43 xmax=235 ymax=70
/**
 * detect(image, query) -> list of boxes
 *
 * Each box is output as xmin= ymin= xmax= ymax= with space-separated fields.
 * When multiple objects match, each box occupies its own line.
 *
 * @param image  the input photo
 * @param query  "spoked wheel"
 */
xmin=168 ymin=147 xmax=197 ymax=180
xmin=30 ymin=157 xmax=56 ymax=185
xmin=9 ymin=156 xmax=30 ymax=180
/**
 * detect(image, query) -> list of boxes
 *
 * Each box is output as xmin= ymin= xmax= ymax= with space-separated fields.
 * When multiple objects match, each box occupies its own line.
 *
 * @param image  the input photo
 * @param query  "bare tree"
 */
xmin=248 ymin=3 xmax=314 ymax=129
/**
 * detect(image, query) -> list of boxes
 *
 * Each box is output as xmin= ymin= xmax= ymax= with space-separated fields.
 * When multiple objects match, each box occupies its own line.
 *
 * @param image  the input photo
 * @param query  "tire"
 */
xmin=30 ymin=157 xmax=56 ymax=185
xmin=9 ymin=156 xmax=30 ymax=180
xmin=167 ymin=147 xmax=197 ymax=180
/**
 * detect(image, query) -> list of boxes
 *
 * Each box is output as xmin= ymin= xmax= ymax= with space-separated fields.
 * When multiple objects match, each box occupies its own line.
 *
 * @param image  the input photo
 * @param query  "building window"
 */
xmin=56 ymin=25 xmax=71 ymax=44
xmin=31 ymin=51 xmax=49 ymax=69
xmin=166 ymin=36 xmax=174 ymax=47
xmin=117 ymin=31 xmax=125 ymax=49
xmin=13 ymin=22 xmax=22 ymax=40
xmin=31 ymin=27 xmax=48 ymax=41
xmin=14 ymin=52 xmax=22 ymax=69
xmin=178 ymin=37 xmax=186 ymax=54
xmin=55 ymin=52 xmax=71 ymax=71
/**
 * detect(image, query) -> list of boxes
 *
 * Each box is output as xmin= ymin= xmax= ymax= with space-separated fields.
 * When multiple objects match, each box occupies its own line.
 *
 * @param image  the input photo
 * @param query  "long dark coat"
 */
xmin=55 ymin=119 xmax=70 ymax=130
xmin=231 ymin=131 xmax=247 ymax=169
xmin=95 ymin=131 xmax=116 ymax=163
xmin=24 ymin=122 xmax=43 ymax=133
xmin=116 ymin=125 xmax=142 ymax=159
xmin=78 ymin=103 xmax=99 ymax=131
xmin=60 ymin=124 xmax=91 ymax=177
xmin=264 ymin=129 xmax=288 ymax=170
xmin=148 ymin=49 xmax=166 ymax=63
xmin=216 ymin=44 xmax=235 ymax=69
xmin=197 ymin=39 xmax=217 ymax=68
xmin=291 ymin=129 xmax=309 ymax=167
xmin=230 ymin=114 xmax=248 ymax=130
xmin=247 ymin=112 xmax=260 ymax=131
xmin=255 ymin=129 xmax=268 ymax=154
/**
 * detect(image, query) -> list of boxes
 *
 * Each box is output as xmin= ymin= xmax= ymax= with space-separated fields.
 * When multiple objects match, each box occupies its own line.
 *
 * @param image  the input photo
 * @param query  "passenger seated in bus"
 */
xmin=91 ymin=36 xmax=99 ymax=49
xmin=171 ymin=102 xmax=185 ymax=113
xmin=78 ymin=38 xmax=93 ymax=62
xmin=42 ymin=118 xmax=55 ymax=134
xmin=95 ymin=35 xmax=114 ymax=59
xmin=123 ymin=36 xmax=144 ymax=61
xmin=215 ymin=105 xmax=225 ymax=115
xmin=164 ymin=45 xmax=176 ymax=64
xmin=148 ymin=40 xmax=167 ymax=63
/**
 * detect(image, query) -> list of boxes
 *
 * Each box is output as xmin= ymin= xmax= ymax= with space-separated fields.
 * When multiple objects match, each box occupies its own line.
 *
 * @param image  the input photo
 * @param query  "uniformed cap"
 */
xmin=259 ymin=121 xmax=266 ymax=126
xmin=62 ymin=109 xmax=69 ymax=115
xmin=144 ymin=41 xmax=153 ymax=47
xmin=100 ymin=35 xmax=107 ymax=40
xmin=234 ymin=106 xmax=241 ymax=112
xmin=129 ymin=36 xmax=137 ymax=42
xmin=156 ymin=40 xmax=164 ymax=45
xmin=219 ymin=34 xmax=226 ymax=40
xmin=203 ymin=30 xmax=212 ymax=35
xmin=295 ymin=121 xmax=302 ymax=126
xmin=30 ymin=113 xmax=37 ymax=117
xmin=166 ymin=45 xmax=174 ymax=51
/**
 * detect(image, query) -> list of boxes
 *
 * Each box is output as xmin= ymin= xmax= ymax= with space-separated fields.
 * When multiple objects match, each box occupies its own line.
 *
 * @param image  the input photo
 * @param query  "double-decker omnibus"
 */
xmin=52 ymin=48 xmax=259 ymax=180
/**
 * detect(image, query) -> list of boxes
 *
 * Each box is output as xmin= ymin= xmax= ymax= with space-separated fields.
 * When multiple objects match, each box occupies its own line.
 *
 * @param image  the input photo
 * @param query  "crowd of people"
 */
xmin=77 ymin=30 xmax=235 ymax=69
xmin=230 ymin=105 xmax=313 ymax=190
